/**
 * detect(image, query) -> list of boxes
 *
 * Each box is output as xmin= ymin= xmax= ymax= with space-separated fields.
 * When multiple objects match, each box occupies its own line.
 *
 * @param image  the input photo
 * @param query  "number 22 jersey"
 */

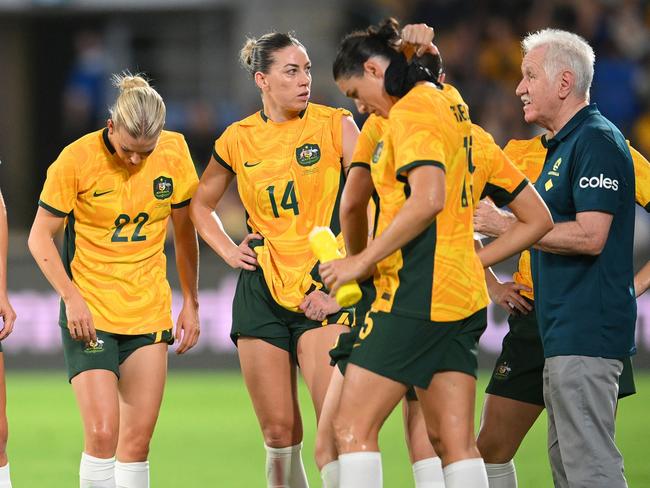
xmin=39 ymin=128 xmax=199 ymax=334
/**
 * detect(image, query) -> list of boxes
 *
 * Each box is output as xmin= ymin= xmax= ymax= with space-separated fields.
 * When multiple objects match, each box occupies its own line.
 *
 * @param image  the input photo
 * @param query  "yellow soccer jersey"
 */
xmin=39 ymin=129 xmax=199 ymax=334
xmin=371 ymin=83 xmax=489 ymax=321
xmin=350 ymin=115 xmax=389 ymax=237
xmin=629 ymin=144 xmax=650 ymax=211
xmin=213 ymin=103 xmax=351 ymax=311
xmin=470 ymin=124 xmax=528 ymax=207
xmin=350 ymin=114 xmax=388 ymax=171
xmin=506 ymin=136 xmax=650 ymax=299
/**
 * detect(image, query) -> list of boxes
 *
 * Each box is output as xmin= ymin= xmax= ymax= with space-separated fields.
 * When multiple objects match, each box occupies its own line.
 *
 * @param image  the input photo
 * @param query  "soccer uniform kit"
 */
xmin=38 ymin=128 xmax=199 ymax=380
xmin=330 ymin=114 xmax=529 ymax=388
xmin=485 ymin=133 xmax=650 ymax=404
xmin=212 ymin=103 xmax=354 ymax=359
xmin=343 ymin=83 xmax=490 ymax=389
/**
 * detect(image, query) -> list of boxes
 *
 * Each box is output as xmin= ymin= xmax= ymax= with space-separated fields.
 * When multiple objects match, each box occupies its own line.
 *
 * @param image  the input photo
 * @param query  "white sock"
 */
xmin=79 ymin=453 xmax=115 ymax=488
xmin=339 ymin=451 xmax=382 ymax=488
xmin=0 ymin=463 xmax=11 ymax=488
xmin=321 ymin=460 xmax=339 ymax=488
xmin=413 ymin=457 xmax=445 ymax=487
xmin=114 ymin=460 xmax=149 ymax=488
xmin=264 ymin=443 xmax=308 ymax=488
xmin=486 ymin=461 xmax=517 ymax=488
xmin=443 ymin=458 xmax=488 ymax=488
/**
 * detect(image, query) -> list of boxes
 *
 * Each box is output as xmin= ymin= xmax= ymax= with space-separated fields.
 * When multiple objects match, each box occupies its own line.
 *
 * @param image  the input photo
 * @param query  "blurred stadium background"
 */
xmin=0 ymin=0 xmax=649 ymax=486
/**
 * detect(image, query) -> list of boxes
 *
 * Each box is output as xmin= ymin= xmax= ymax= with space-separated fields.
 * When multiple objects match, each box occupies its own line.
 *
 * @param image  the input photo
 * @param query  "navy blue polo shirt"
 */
xmin=531 ymin=104 xmax=636 ymax=359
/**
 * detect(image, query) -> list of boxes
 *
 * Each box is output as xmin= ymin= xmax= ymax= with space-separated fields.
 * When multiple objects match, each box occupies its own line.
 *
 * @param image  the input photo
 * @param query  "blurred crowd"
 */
xmin=50 ymin=0 xmax=650 ymax=246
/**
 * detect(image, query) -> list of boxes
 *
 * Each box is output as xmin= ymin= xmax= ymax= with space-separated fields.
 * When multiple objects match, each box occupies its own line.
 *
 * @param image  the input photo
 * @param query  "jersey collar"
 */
xmin=260 ymin=104 xmax=308 ymax=123
xmin=102 ymin=127 xmax=116 ymax=154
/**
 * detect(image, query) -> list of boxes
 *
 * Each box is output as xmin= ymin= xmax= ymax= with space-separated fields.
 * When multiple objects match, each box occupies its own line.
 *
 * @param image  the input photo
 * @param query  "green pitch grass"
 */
xmin=7 ymin=370 xmax=650 ymax=487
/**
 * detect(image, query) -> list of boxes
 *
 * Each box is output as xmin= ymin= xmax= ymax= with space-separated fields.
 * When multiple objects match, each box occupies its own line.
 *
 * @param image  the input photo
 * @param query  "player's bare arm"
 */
xmin=634 ymin=260 xmax=650 ymax=297
xmin=171 ymin=205 xmax=200 ymax=354
xmin=28 ymin=207 xmax=96 ymax=343
xmin=477 ymin=185 xmax=553 ymax=267
xmin=189 ymin=158 xmax=262 ymax=271
xmin=0 ymin=190 xmax=15 ymax=340
xmin=321 ymin=165 xmax=444 ymax=292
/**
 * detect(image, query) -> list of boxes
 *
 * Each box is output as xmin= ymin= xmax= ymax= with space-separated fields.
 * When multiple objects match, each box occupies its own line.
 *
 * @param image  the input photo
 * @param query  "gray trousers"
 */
xmin=543 ymin=356 xmax=627 ymax=488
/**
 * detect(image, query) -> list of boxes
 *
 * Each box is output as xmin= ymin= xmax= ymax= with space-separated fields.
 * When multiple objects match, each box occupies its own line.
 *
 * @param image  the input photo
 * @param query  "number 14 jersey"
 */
xmin=213 ymin=103 xmax=351 ymax=311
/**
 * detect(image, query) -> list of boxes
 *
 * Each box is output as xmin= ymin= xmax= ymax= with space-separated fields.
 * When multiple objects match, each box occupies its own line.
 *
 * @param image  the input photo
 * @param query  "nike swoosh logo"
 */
xmin=244 ymin=161 xmax=262 ymax=168
xmin=93 ymin=190 xmax=113 ymax=197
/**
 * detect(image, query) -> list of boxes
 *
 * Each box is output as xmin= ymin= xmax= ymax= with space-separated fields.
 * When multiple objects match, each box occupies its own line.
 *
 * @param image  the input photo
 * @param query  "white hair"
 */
xmin=522 ymin=28 xmax=594 ymax=100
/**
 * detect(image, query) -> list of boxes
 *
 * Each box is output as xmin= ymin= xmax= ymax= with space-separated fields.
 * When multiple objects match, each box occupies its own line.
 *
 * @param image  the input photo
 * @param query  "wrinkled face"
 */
xmin=257 ymin=45 xmax=312 ymax=112
xmin=108 ymin=120 xmax=158 ymax=167
xmin=336 ymin=59 xmax=394 ymax=118
xmin=515 ymin=46 xmax=560 ymax=128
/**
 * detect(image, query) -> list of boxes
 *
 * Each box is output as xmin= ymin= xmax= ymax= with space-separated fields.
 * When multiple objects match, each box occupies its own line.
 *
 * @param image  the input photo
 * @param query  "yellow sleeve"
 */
xmin=38 ymin=146 xmax=79 ymax=217
xmin=351 ymin=115 xmax=383 ymax=170
xmin=331 ymin=108 xmax=353 ymax=157
xmin=391 ymin=99 xmax=446 ymax=180
xmin=171 ymin=135 xmax=200 ymax=208
xmin=212 ymin=125 xmax=237 ymax=174
xmin=629 ymin=144 xmax=650 ymax=211
xmin=474 ymin=126 xmax=528 ymax=207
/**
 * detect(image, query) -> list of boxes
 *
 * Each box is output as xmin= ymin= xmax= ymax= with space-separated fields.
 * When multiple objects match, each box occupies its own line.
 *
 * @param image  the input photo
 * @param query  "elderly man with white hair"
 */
xmin=513 ymin=29 xmax=636 ymax=487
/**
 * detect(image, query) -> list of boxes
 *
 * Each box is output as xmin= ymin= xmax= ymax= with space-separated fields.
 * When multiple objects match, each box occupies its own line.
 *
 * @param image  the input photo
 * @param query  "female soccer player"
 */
xmin=0 ymin=187 xmax=15 ymax=488
xmin=190 ymin=33 xmax=359 ymax=487
xmin=319 ymin=19 xmax=552 ymax=488
xmin=29 ymin=74 xmax=200 ymax=488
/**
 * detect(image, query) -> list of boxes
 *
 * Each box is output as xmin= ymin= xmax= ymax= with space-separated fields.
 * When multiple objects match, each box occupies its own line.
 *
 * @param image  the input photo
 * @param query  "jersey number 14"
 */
xmin=266 ymin=180 xmax=300 ymax=218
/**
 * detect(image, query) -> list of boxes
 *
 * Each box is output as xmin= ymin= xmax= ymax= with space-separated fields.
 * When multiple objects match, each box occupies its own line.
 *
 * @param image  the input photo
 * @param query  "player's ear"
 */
xmin=107 ymin=119 xmax=114 ymax=134
xmin=363 ymin=58 xmax=384 ymax=80
xmin=254 ymin=71 xmax=268 ymax=91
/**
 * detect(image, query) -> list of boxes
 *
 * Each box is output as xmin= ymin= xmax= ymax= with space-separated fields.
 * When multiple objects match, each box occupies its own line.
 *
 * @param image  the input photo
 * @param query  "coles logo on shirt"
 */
xmin=579 ymin=173 xmax=619 ymax=191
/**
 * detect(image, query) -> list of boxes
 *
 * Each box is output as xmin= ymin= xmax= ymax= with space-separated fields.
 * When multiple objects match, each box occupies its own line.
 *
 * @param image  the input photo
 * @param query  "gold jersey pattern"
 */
xmin=371 ymin=83 xmax=488 ymax=321
xmin=213 ymin=103 xmax=351 ymax=311
xmin=39 ymin=129 xmax=199 ymax=334
xmin=471 ymin=124 xmax=528 ymax=206
xmin=505 ymin=135 xmax=650 ymax=299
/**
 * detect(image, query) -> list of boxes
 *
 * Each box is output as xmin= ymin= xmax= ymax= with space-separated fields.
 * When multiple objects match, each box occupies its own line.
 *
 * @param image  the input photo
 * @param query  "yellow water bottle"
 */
xmin=309 ymin=226 xmax=362 ymax=307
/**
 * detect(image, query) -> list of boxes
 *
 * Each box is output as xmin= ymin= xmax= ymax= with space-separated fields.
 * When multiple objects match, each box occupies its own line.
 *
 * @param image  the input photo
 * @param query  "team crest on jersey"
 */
xmin=84 ymin=339 xmax=105 ymax=354
xmin=493 ymin=361 xmax=512 ymax=380
xmin=295 ymin=144 xmax=321 ymax=166
xmin=372 ymin=141 xmax=384 ymax=164
xmin=153 ymin=176 xmax=173 ymax=200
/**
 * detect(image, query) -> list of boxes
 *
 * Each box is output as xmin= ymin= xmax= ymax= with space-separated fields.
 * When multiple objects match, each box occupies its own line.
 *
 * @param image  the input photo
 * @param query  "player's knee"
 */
xmin=119 ymin=430 xmax=152 ymax=461
xmin=85 ymin=424 xmax=118 ymax=456
xmin=262 ymin=421 xmax=296 ymax=448
xmin=332 ymin=413 xmax=373 ymax=453
xmin=476 ymin=430 xmax=514 ymax=464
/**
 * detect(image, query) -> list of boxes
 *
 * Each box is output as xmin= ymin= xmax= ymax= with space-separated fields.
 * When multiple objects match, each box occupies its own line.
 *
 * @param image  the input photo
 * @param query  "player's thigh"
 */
xmin=117 ymin=342 xmax=168 ymax=432
xmin=297 ymin=324 xmax=349 ymax=419
xmin=238 ymin=337 xmax=302 ymax=435
xmin=72 ymin=369 xmax=120 ymax=447
xmin=416 ymin=370 xmax=478 ymax=461
xmin=477 ymin=393 xmax=544 ymax=463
